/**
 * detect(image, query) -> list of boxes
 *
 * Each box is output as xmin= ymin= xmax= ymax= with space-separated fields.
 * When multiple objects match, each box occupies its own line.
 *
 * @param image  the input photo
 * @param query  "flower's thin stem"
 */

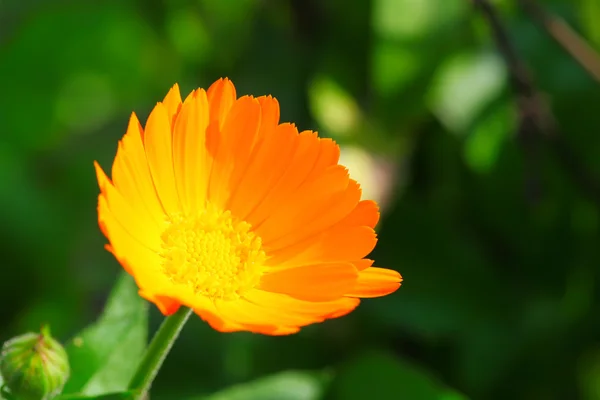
xmin=128 ymin=306 xmax=193 ymax=399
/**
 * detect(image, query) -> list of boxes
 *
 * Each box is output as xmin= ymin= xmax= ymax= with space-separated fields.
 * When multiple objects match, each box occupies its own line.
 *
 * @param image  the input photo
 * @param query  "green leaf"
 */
xmin=327 ymin=351 xmax=469 ymax=400
xmin=194 ymin=371 xmax=331 ymax=400
xmin=56 ymin=391 xmax=138 ymax=400
xmin=62 ymin=272 xmax=148 ymax=396
xmin=371 ymin=0 xmax=466 ymax=98
xmin=428 ymin=51 xmax=507 ymax=135
xmin=463 ymin=99 xmax=514 ymax=174
xmin=0 ymin=374 xmax=6 ymax=400
xmin=308 ymin=75 xmax=362 ymax=139
xmin=579 ymin=347 xmax=600 ymax=400
xmin=579 ymin=0 xmax=600 ymax=50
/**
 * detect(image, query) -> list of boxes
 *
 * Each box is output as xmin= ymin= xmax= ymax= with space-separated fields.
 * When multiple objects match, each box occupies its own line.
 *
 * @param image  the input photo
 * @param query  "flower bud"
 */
xmin=0 ymin=325 xmax=70 ymax=400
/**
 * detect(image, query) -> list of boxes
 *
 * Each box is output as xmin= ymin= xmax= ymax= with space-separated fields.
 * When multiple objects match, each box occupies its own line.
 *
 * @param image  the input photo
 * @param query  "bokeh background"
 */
xmin=2 ymin=0 xmax=600 ymax=399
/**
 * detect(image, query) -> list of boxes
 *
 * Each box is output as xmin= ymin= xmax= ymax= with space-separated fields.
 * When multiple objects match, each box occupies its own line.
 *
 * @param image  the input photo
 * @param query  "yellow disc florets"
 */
xmin=160 ymin=204 xmax=266 ymax=301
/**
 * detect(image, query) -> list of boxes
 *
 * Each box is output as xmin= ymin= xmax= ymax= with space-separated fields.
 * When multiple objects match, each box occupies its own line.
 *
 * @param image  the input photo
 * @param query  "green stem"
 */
xmin=128 ymin=306 xmax=193 ymax=399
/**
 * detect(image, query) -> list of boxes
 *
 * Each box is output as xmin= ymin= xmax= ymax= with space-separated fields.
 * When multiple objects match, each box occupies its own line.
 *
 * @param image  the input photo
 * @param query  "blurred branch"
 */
xmin=471 ymin=0 xmax=552 ymax=135
xmin=471 ymin=0 xmax=600 ymax=204
xmin=519 ymin=0 xmax=600 ymax=83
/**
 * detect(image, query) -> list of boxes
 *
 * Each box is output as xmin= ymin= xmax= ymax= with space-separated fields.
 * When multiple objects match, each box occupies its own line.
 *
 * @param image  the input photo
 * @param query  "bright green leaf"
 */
xmin=194 ymin=371 xmax=330 ymax=400
xmin=371 ymin=0 xmax=466 ymax=97
xmin=62 ymin=273 xmax=148 ymax=396
xmin=428 ymin=51 xmax=506 ymax=135
xmin=372 ymin=0 xmax=464 ymax=41
xmin=308 ymin=75 xmax=362 ymax=138
xmin=463 ymin=99 xmax=514 ymax=173
xmin=327 ymin=351 xmax=469 ymax=400
xmin=579 ymin=0 xmax=600 ymax=49
xmin=371 ymin=42 xmax=423 ymax=97
xmin=0 ymin=373 xmax=5 ymax=400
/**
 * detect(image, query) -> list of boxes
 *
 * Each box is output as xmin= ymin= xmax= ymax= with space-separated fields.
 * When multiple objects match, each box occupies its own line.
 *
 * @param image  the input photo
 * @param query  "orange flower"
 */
xmin=95 ymin=78 xmax=402 ymax=335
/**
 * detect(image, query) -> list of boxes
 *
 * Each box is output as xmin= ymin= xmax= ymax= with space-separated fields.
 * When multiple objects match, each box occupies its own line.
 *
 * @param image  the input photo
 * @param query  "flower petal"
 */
xmin=208 ymin=96 xmax=262 ymax=208
xmin=193 ymin=307 xmax=248 ymax=333
xmin=172 ymin=89 xmax=211 ymax=215
xmin=97 ymin=195 xmax=168 ymax=295
xmin=95 ymin=162 xmax=161 ymax=250
xmin=110 ymin=113 xmax=165 ymax=227
xmin=144 ymin=102 xmax=181 ymax=214
xmin=227 ymin=123 xmax=298 ymax=220
xmin=346 ymin=267 xmax=402 ymax=298
xmin=304 ymin=136 xmax=340 ymax=182
xmin=267 ymin=225 xmax=377 ymax=268
xmin=337 ymin=200 xmax=380 ymax=229
xmin=258 ymin=173 xmax=361 ymax=250
xmin=138 ymin=291 xmax=181 ymax=316
xmin=353 ymin=259 xmax=374 ymax=271
xmin=212 ymin=297 xmax=310 ymax=335
xmin=259 ymin=262 xmax=358 ymax=301
xmin=245 ymin=289 xmax=360 ymax=320
xmin=225 ymin=96 xmax=280 ymax=204
xmin=162 ymin=83 xmax=183 ymax=129
xmin=207 ymin=78 xmax=236 ymax=129
xmin=242 ymin=132 xmax=337 ymax=228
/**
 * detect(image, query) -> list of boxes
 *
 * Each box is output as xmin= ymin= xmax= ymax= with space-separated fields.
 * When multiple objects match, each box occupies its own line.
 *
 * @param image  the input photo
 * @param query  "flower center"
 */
xmin=159 ymin=205 xmax=266 ymax=301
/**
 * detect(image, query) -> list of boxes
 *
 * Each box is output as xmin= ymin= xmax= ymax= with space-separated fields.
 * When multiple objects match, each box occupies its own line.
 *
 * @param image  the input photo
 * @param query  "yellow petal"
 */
xmin=110 ymin=113 xmax=166 ymax=227
xmin=144 ymin=102 xmax=181 ymax=214
xmin=162 ymin=83 xmax=183 ymax=129
xmin=95 ymin=162 xmax=161 ymax=250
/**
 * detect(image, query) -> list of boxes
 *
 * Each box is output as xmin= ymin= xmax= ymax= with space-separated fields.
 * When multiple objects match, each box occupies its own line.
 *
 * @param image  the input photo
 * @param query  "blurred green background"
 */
xmin=2 ymin=0 xmax=600 ymax=399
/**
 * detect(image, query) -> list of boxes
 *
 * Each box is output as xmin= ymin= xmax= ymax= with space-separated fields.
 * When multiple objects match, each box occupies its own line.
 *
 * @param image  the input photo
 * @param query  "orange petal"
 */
xmin=337 ymin=200 xmax=380 ymax=229
xmin=243 ymin=132 xmax=338 ymax=228
xmin=207 ymin=78 xmax=236 ymax=129
xmin=225 ymin=95 xmax=280 ymax=206
xmin=303 ymin=136 xmax=340 ymax=182
xmin=172 ymin=89 xmax=211 ymax=215
xmin=227 ymin=123 xmax=298 ymax=220
xmin=256 ymin=96 xmax=280 ymax=129
xmin=208 ymin=96 xmax=262 ymax=208
xmin=353 ymin=259 xmax=374 ymax=271
xmin=259 ymin=262 xmax=358 ymax=301
xmin=193 ymin=307 xmax=247 ymax=333
xmin=144 ymin=102 xmax=181 ymax=214
xmin=139 ymin=291 xmax=181 ymax=316
xmin=267 ymin=225 xmax=377 ymax=268
xmin=255 ymin=165 xmax=349 ymax=241
xmin=258 ymin=175 xmax=361 ymax=250
xmin=346 ymin=267 xmax=402 ymax=298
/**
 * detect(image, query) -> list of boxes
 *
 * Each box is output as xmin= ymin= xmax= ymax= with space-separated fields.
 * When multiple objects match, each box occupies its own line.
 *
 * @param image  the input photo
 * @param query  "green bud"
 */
xmin=0 ymin=325 xmax=70 ymax=400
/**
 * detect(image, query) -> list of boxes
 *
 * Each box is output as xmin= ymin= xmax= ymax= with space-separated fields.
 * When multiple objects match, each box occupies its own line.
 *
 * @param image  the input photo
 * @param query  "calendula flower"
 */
xmin=95 ymin=78 xmax=402 ymax=335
